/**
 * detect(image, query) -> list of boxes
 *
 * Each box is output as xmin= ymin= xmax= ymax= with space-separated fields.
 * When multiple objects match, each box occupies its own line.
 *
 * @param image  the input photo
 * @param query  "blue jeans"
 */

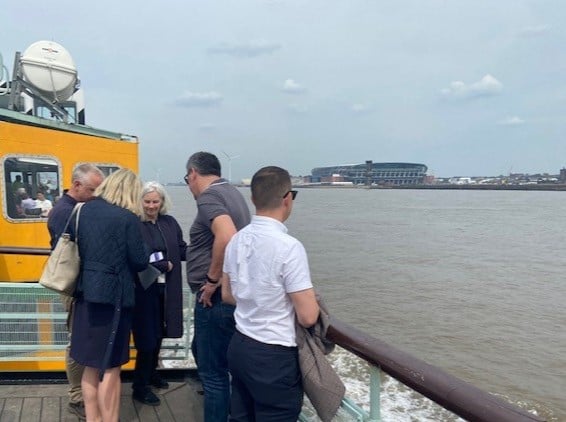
xmin=194 ymin=289 xmax=236 ymax=422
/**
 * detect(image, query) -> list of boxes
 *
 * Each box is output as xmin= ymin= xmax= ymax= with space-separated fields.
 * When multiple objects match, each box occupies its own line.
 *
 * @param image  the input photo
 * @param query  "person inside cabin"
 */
xmin=40 ymin=178 xmax=56 ymax=201
xmin=221 ymin=166 xmax=320 ymax=422
xmin=18 ymin=188 xmax=36 ymax=211
xmin=131 ymin=181 xmax=187 ymax=406
xmin=184 ymin=151 xmax=251 ymax=422
xmin=47 ymin=163 xmax=105 ymax=421
xmin=69 ymin=168 xmax=148 ymax=422
xmin=15 ymin=188 xmax=42 ymax=216
xmin=6 ymin=177 xmax=24 ymax=218
xmin=11 ymin=175 xmax=24 ymax=193
xmin=10 ymin=191 xmax=25 ymax=218
xmin=35 ymin=191 xmax=53 ymax=217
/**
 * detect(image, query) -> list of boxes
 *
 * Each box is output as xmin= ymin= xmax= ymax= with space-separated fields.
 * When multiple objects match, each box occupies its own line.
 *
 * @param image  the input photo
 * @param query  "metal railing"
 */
xmin=0 ymin=246 xmax=51 ymax=256
xmin=326 ymin=317 xmax=545 ymax=422
xmin=0 ymin=282 xmax=192 ymax=364
xmin=0 ymin=246 xmax=546 ymax=421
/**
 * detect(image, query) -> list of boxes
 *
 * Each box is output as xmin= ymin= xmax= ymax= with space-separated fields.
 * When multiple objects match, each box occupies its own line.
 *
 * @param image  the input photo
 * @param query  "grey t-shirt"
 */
xmin=186 ymin=179 xmax=251 ymax=291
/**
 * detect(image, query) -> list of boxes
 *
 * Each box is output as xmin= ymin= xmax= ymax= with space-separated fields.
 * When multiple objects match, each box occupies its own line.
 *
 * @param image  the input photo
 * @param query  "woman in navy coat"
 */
xmin=70 ymin=168 xmax=148 ymax=422
xmin=132 ymin=181 xmax=187 ymax=406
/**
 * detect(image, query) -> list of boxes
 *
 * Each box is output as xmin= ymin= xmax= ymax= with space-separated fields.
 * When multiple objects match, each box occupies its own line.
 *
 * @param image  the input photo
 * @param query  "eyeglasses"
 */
xmin=284 ymin=190 xmax=298 ymax=200
xmin=183 ymin=174 xmax=190 ymax=185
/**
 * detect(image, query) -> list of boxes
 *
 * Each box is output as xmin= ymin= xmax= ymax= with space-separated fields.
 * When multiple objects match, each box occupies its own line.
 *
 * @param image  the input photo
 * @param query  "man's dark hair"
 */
xmin=251 ymin=166 xmax=291 ymax=210
xmin=186 ymin=152 xmax=221 ymax=177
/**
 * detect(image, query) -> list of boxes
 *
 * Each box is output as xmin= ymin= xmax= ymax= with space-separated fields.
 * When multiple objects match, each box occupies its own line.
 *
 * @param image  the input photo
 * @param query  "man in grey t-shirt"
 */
xmin=184 ymin=151 xmax=250 ymax=422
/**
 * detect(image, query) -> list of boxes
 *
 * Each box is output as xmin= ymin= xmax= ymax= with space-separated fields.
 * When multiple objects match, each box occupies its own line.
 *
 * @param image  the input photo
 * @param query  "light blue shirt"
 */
xmin=223 ymin=215 xmax=313 ymax=347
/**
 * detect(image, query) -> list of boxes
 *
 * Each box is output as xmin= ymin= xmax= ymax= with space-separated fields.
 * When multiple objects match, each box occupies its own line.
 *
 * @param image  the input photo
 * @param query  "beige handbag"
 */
xmin=39 ymin=203 xmax=84 ymax=296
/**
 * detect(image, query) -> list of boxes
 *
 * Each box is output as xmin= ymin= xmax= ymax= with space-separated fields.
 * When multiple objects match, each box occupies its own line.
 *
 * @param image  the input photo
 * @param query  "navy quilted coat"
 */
xmin=73 ymin=197 xmax=148 ymax=307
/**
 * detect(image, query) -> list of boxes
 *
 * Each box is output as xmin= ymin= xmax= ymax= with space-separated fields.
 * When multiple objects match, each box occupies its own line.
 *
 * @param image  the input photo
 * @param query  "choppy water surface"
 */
xmin=168 ymin=186 xmax=565 ymax=421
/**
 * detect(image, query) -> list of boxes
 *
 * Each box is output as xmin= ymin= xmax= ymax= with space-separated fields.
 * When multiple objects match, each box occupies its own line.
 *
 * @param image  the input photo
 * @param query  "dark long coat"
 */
xmin=133 ymin=214 xmax=187 ymax=350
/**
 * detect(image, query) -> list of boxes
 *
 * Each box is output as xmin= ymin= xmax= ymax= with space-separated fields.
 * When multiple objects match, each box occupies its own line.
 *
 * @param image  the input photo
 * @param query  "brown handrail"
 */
xmin=327 ymin=317 xmax=545 ymax=422
xmin=0 ymin=247 xmax=50 ymax=256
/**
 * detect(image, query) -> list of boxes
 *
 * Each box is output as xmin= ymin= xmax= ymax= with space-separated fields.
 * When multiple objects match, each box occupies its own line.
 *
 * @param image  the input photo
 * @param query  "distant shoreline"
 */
xmin=166 ymin=182 xmax=566 ymax=191
xmin=291 ymin=183 xmax=566 ymax=191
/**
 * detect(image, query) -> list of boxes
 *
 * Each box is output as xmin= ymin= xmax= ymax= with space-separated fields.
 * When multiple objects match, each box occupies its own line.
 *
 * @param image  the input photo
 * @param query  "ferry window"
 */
xmin=35 ymin=102 xmax=79 ymax=124
xmin=3 ymin=156 xmax=59 ymax=219
xmin=97 ymin=166 xmax=120 ymax=177
xmin=75 ymin=164 xmax=121 ymax=178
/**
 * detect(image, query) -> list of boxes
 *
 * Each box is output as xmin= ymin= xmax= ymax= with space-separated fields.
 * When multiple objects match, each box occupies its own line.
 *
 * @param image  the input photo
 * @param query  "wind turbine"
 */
xmin=222 ymin=151 xmax=240 ymax=184
xmin=152 ymin=167 xmax=162 ymax=183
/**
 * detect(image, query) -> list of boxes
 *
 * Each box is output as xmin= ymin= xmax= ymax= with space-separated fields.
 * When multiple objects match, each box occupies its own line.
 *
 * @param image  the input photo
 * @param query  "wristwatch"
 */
xmin=206 ymin=274 xmax=219 ymax=284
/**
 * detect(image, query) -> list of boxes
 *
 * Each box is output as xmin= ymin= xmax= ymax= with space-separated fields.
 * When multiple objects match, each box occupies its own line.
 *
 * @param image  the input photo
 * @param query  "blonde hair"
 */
xmin=94 ymin=168 xmax=142 ymax=216
xmin=140 ymin=181 xmax=172 ymax=222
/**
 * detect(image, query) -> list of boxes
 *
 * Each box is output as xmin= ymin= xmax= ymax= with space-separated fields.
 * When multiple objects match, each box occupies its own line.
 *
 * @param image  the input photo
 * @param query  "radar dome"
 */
xmin=20 ymin=41 xmax=78 ymax=102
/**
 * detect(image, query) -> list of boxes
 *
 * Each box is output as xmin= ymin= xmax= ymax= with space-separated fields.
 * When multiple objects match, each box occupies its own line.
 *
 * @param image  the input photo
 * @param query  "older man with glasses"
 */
xmin=47 ymin=163 xmax=105 ymax=420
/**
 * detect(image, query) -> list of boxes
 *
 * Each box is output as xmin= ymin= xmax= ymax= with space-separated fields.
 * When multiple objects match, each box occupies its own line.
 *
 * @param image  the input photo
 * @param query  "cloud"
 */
xmin=498 ymin=116 xmax=525 ymax=126
xmin=282 ymin=79 xmax=306 ymax=94
xmin=174 ymin=91 xmax=223 ymax=108
xmin=440 ymin=74 xmax=503 ymax=100
xmin=519 ymin=25 xmax=550 ymax=37
xmin=207 ymin=40 xmax=282 ymax=58
xmin=350 ymin=103 xmax=372 ymax=114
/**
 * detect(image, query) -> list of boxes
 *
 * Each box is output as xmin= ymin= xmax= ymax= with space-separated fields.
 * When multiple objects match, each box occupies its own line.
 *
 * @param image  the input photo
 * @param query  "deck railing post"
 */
xmin=186 ymin=292 xmax=194 ymax=358
xmin=369 ymin=365 xmax=381 ymax=421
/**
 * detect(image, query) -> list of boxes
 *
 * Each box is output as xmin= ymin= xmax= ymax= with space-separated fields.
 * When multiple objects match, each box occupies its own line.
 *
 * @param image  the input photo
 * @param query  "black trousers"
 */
xmin=227 ymin=330 xmax=303 ymax=422
xmin=132 ymin=284 xmax=165 ymax=393
xmin=132 ymin=341 xmax=162 ymax=393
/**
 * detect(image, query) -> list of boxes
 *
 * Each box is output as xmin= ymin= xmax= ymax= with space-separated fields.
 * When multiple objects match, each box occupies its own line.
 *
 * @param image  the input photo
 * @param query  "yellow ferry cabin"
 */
xmin=0 ymin=41 xmax=139 ymax=371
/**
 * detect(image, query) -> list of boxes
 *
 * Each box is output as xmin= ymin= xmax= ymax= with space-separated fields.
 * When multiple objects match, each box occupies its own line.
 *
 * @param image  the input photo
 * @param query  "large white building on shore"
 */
xmin=308 ymin=161 xmax=428 ymax=186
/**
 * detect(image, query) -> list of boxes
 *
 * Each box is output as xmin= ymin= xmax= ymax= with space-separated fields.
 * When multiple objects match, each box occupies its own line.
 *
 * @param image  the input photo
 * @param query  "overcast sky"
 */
xmin=3 ymin=0 xmax=566 ymax=182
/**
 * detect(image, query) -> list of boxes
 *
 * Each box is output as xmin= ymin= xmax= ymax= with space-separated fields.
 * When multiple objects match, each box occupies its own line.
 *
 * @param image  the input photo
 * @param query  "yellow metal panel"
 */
xmin=0 ymin=255 xmax=46 ymax=282
xmin=0 ymin=118 xmax=139 ymax=283
xmin=0 ymin=358 xmax=136 ymax=372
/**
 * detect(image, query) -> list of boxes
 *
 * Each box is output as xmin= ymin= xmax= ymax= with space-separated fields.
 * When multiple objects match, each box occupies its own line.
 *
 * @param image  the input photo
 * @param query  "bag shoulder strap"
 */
xmin=62 ymin=202 xmax=85 ymax=235
xmin=74 ymin=202 xmax=84 ymax=238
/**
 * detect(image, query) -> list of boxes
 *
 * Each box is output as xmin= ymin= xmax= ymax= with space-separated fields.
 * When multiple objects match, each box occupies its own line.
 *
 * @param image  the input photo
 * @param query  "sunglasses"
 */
xmin=183 ymin=174 xmax=190 ymax=185
xmin=284 ymin=190 xmax=298 ymax=200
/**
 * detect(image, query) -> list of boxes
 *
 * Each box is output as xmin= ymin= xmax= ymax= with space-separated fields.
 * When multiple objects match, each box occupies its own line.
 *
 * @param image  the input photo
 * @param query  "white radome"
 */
xmin=20 ymin=40 xmax=78 ymax=102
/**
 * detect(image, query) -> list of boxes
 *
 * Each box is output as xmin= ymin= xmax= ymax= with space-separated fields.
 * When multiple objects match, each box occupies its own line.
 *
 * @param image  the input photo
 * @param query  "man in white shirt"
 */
xmin=35 ymin=191 xmax=53 ymax=217
xmin=222 ymin=166 xmax=320 ymax=422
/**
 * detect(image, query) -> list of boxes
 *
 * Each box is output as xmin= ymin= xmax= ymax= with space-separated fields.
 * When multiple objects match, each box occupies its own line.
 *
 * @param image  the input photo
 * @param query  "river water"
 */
xmin=166 ymin=185 xmax=564 ymax=421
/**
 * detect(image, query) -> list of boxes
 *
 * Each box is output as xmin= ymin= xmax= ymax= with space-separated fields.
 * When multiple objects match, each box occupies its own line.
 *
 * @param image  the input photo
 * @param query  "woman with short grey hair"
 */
xmin=131 ymin=181 xmax=187 ymax=406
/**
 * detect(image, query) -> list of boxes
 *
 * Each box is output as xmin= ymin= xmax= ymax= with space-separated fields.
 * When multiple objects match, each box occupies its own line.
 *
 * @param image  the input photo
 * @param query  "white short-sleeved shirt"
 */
xmin=223 ymin=215 xmax=313 ymax=347
xmin=35 ymin=199 xmax=53 ymax=217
